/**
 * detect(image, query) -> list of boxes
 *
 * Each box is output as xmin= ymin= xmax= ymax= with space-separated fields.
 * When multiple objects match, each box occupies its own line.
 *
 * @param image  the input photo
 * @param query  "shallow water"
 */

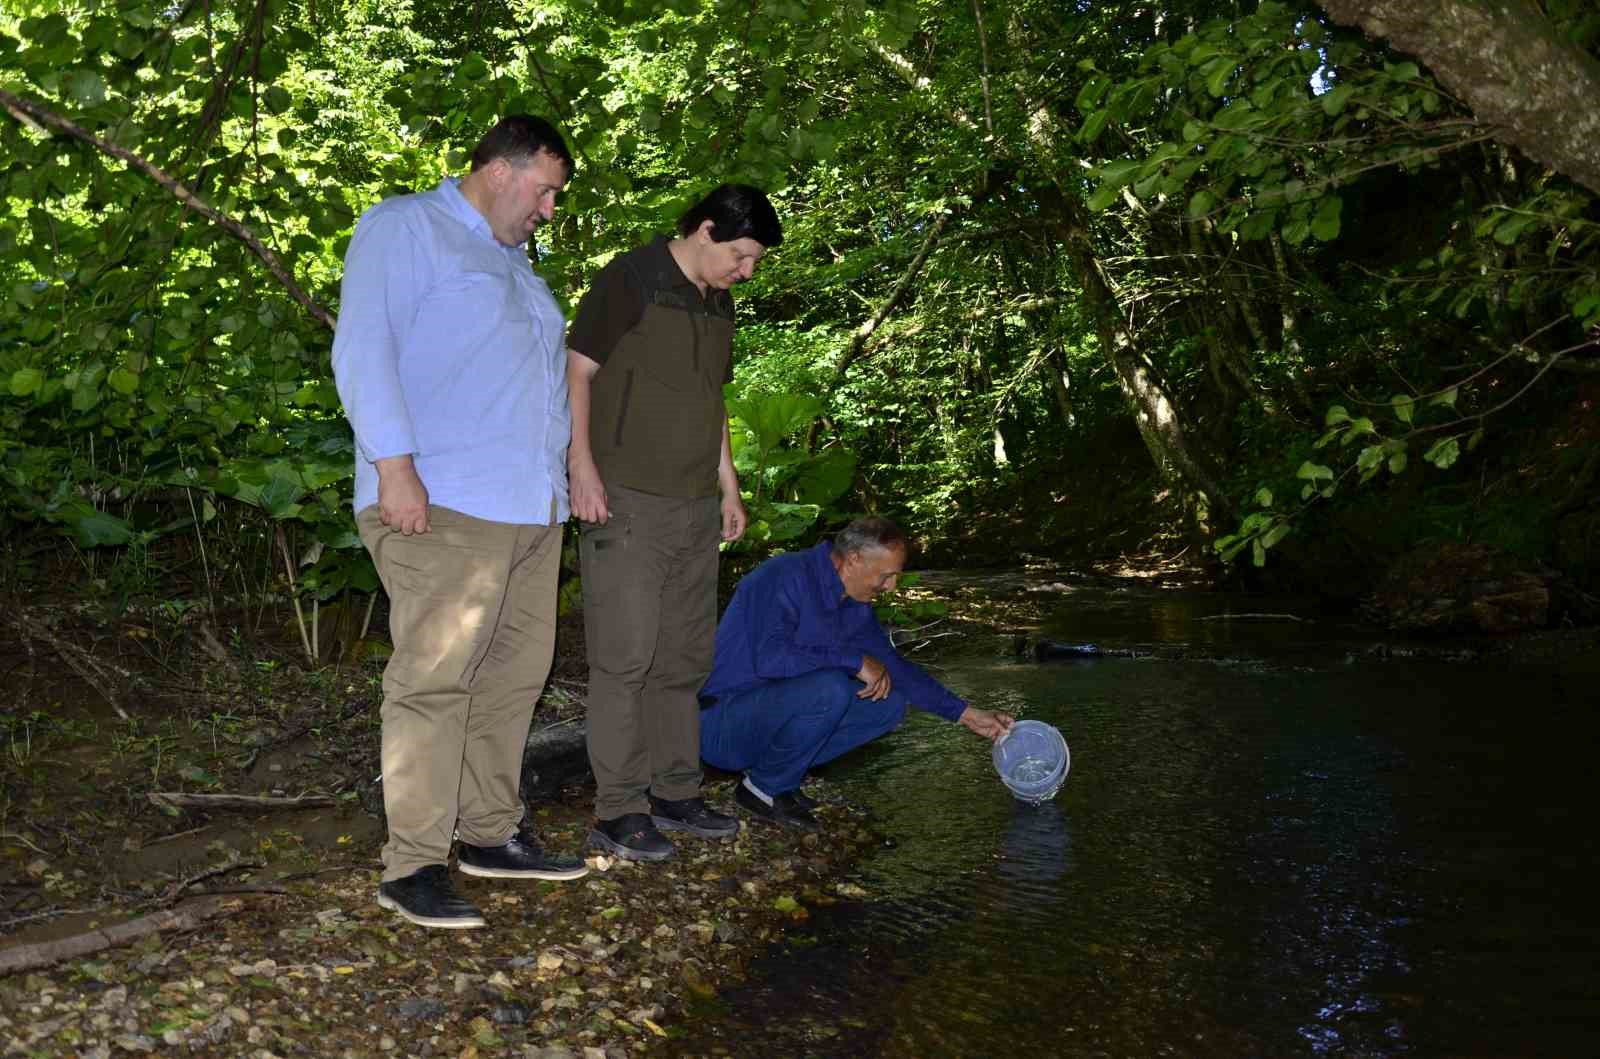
xmin=667 ymin=585 xmax=1600 ymax=1057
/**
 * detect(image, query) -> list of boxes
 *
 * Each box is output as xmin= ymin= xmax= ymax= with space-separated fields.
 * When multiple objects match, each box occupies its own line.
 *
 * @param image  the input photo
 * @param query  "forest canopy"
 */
xmin=2 ymin=0 xmax=1597 ymax=628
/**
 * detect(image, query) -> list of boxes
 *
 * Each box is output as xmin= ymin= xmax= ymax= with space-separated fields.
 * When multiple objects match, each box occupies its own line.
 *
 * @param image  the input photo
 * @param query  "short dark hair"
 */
xmin=834 ymin=517 xmax=908 ymax=559
xmin=677 ymin=184 xmax=783 ymax=248
xmin=469 ymin=114 xmax=574 ymax=174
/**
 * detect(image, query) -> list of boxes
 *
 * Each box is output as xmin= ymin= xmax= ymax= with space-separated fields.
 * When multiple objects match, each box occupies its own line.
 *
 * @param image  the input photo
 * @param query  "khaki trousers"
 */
xmin=358 ymin=504 xmax=562 ymax=882
xmin=579 ymin=485 xmax=720 ymax=819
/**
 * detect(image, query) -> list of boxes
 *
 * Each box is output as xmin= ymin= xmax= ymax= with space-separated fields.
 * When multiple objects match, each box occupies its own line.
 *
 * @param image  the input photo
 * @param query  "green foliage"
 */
xmin=1 ymin=0 xmax=1593 ymax=611
xmin=726 ymin=387 xmax=856 ymax=547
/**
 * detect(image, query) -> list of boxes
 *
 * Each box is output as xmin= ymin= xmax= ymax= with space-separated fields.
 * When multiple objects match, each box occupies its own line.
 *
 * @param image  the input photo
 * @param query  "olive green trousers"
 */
xmin=579 ymin=485 xmax=720 ymax=820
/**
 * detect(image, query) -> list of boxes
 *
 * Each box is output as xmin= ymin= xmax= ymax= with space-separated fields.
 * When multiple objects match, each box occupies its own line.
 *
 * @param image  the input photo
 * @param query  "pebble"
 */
xmin=395 ymin=998 xmax=447 ymax=1021
xmin=490 ymin=1002 xmax=530 ymax=1025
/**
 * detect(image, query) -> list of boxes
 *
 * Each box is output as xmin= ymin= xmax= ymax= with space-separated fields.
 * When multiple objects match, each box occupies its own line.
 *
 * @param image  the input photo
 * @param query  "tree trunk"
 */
xmin=1054 ymin=194 xmax=1234 ymax=526
xmin=1318 ymin=0 xmax=1600 ymax=196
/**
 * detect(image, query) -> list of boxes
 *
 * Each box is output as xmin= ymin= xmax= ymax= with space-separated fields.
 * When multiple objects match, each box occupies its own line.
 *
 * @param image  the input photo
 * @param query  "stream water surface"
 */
xmin=667 ymin=576 xmax=1600 ymax=1057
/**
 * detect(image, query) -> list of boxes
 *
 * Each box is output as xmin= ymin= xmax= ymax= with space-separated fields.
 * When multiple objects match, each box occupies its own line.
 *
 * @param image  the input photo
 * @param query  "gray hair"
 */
xmin=833 ymin=517 xmax=908 ymax=558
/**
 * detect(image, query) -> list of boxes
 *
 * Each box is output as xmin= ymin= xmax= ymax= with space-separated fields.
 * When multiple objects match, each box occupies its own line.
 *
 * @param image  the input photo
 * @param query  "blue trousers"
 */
xmin=699 ymin=669 xmax=907 ymax=795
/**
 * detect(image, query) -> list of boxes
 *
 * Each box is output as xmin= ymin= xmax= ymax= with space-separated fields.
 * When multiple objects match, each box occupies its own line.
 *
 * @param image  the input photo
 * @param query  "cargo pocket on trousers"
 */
xmin=582 ymin=514 xmax=631 ymax=556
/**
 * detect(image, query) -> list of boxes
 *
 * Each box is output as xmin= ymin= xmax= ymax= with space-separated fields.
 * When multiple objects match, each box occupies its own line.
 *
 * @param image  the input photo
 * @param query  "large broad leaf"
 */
xmin=760 ymin=501 xmax=822 ymax=542
xmin=256 ymin=473 xmax=307 ymax=519
xmin=791 ymin=447 xmax=857 ymax=506
xmin=72 ymin=510 xmax=132 ymax=548
xmin=727 ymin=392 xmax=824 ymax=453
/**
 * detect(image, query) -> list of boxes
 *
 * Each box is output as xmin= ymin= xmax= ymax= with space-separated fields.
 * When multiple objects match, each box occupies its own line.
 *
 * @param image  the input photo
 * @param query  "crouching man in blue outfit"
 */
xmin=699 ymin=516 xmax=1015 ymax=830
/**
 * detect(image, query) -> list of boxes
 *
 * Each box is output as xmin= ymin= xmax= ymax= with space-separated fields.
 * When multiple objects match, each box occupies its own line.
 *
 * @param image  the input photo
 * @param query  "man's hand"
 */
xmin=720 ymin=491 xmax=747 ymax=542
xmin=854 ymin=654 xmax=892 ymax=701
xmin=376 ymin=455 xmax=429 ymax=535
xmin=569 ymin=454 xmax=610 ymax=524
xmin=957 ymin=706 xmax=1014 ymax=743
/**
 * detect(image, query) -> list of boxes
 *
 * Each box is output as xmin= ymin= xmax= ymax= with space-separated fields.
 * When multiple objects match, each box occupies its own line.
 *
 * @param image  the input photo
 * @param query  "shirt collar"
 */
xmin=436 ymin=177 xmax=499 ymax=244
xmin=810 ymin=541 xmax=850 ymax=611
xmin=645 ymin=235 xmax=735 ymax=314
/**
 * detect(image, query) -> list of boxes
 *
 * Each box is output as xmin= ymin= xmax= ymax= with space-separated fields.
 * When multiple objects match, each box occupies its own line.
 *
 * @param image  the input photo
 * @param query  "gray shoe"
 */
xmin=588 ymin=813 xmax=675 ymax=861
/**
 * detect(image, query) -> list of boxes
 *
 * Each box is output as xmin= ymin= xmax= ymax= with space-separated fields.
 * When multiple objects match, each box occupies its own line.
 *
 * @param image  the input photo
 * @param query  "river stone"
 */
xmin=395 ymin=997 xmax=447 ymax=1021
xmin=490 ymin=1002 xmax=530 ymax=1025
xmin=1366 ymin=543 xmax=1551 ymax=633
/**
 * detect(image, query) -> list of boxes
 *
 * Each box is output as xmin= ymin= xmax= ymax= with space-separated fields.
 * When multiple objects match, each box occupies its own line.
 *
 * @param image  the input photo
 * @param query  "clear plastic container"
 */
xmin=992 ymin=719 xmax=1070 ymax=805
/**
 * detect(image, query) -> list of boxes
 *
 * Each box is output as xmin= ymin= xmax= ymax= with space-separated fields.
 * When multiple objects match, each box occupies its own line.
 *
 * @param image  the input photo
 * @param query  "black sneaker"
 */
xmin=588 ymin=813 xmax=675 ymax=861
xmin=649 ymin=793 xmax=740 ymax=839
xmin=734 ymin=782 xmax=819 ymax=833
xmin=377 ymin=865 xmax=486 ymax=929
xmin=458 ymin=828 xmax=590 ymax=881
xmin=790 ymin=788 xmax=820 ymax=812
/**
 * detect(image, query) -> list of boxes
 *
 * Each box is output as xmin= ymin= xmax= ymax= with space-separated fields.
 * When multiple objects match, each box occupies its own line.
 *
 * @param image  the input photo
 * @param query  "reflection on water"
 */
xmin=663 ymin=626 xmax=1600 ymax=1057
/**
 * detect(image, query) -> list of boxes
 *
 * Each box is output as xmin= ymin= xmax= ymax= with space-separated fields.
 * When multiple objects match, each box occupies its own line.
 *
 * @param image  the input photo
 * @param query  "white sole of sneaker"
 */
xmin=586 ymin=828 xmax=674 ymax=862
xmin=376 ymin=892 xmax=486 ymax=929
xmin=650 ymin=814 xmax=740 ymax=840
xmin=457 ymin=861 xmax=590 ymax=881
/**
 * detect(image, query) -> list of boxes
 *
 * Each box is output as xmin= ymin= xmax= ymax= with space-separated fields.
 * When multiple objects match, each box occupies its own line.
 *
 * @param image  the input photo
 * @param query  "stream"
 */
xmin=664 ymin=574 xmax=1600 ymax=1057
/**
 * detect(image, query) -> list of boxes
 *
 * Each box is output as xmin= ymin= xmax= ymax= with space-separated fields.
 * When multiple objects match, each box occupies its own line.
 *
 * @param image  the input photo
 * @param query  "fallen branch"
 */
xmin=8 ymin=618 xmax=136 ymax=722
xmin=156 ymin=858 xmax=264 ymax=907
xmin=147 ymin=792 xmax=337 ymax=812
xmin=0 ymin=896 xmax=230 ymax=977
xmin=1196 ymin=612 xmax=1305 ymax=622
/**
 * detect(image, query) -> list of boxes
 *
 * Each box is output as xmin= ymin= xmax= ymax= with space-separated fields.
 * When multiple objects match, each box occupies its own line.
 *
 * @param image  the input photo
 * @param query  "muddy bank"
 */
xmin=0 ymin=602 xmax=882 ymax=1056
xmin=1 ymin=777 xmax=876 ymax=1057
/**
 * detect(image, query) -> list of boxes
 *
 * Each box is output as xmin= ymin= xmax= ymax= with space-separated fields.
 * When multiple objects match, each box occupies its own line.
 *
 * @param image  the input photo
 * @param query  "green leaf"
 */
xmin=1186 ymin=190 xmax=1215 ymax=218
xmin=1077 ymin=109 xmax=1108 ymax=145
xmin=9 ymin=368 xmax=43 ymax=396
xmin=1075 ymin=76 xmax=1110 ymax=114
xmin=1253 ymin=487 xmax=1273 ymax=508
xmin=65 ymin=69 xmax=106 ymax=105
xmin=1251 ymin=538 xmax=1266 ymax=567
xmin=1388 ymin=61 xmax=1420 ymax=82
xmin=1205 ymin=58 xmax=1234 ymax=98
xmin=1388 ymin=449 xmax=1408 ymax=474
xmin=1086 ymin=183 xmax=1121 ymax=212
xmin=792 ymin=447 xmax=857 ymax=506
xmin=727 ymin=393 xmax=824 ymax=452
xmin=1423 ymin=437 xmax=1461 ymax=469
xmin=1319 ymin=84 xmax=1353 ymax=116
xmin=256 ymin=473 xmax=307 ymax=519
xmin=1097 ymin=160 xmax=1140 ymax=187
xmin=1324 ymin=404 xmax=1351 ymax=426
xmin=1182 ymin=120 xmax=1206 ymax=143
xmin=772 ymin=895 xmax=800 ymax=913
xmin=1344 ymin=417 xmax=1376 ymax=442
xmin=263 ymin=85 xmax=292 ymax=114
xmin=1296 ymin=461 xmax=1333 ymax=481
xmin=73 ymin=511 xmax=133 ymax=548
xmin=1311 ymin=195 xmax=1342 ymax=241
xmin=107 ymin=367 xmax=140 ymax=395
xmin=1261 ymin=522 xmax=1291 ymax=549
xmin=1391 ymin=393 xmax=1414 ymax=424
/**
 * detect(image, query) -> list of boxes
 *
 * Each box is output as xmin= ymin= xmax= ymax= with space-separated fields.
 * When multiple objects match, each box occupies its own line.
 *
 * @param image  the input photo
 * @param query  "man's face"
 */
xmin=839 ymin=544 xmax=906 ymax=604
xmin=701 ymin=235 xmax=767 ymax=290
xmin=485 ymin=150 xmax=568 ymax=247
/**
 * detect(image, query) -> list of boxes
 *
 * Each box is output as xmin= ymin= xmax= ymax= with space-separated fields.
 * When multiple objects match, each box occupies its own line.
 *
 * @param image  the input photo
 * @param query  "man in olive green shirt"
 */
xmin=567 ymin=185 xmax=782 ymax=860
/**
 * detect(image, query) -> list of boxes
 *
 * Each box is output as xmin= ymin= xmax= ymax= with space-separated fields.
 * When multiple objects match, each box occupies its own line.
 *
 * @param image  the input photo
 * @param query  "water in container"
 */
xmin=992 ymin=719 xmax=1070 ymax=805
